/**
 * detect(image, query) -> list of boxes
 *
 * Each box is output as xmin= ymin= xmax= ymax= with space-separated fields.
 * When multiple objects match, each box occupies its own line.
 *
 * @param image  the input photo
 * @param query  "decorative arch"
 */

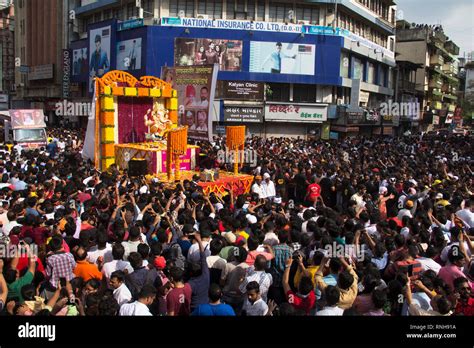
xmin=97 ymin=70 xmax=139 ymax=88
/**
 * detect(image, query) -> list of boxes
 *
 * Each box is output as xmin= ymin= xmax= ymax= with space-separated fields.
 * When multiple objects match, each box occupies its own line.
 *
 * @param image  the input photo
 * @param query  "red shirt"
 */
xmin=17 ymin=255 xmax=45 ymax=275
xmin=307 ymin=183 xmax=321 ymax=202
xmin=455 ymin=297 xmax=474 ymax=316
xmin=286 ymin=290 xmax=316 ymax=315
xmin=19 ymin=226 xmax=50 ymax=246
xmin=77 ymin=192 xmax=92 ymax=203
xmin=167 ymin=284 xmax=192 ymax=316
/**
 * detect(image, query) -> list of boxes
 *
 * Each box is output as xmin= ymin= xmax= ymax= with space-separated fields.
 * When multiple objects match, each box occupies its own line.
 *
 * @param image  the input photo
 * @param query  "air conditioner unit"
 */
xmin=197 ymin=14 xmax=210 ymax=19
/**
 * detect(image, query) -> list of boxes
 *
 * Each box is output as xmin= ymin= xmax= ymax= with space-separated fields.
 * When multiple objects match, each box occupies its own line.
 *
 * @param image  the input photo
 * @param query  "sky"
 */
xmin=395 ymin=0 xmax=474 ymax=58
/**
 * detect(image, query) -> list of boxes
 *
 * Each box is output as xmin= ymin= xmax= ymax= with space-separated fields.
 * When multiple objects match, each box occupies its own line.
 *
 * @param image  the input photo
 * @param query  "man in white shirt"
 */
xmin=262 ymin=173 xmax=276 ymax=201
xmin=207 ymin=238 xmax=228 ymax=286
xmin=87 ymin=232 xmax=113 ymax=264
xmin=251 ymin=176 xmax=266 ymax=199
xmin=241 ymin=281 xmax=269 ymax=316
xmin=119 ymin=284 xmax=156 ymax=316
xmin=110 ymin=270 xmax=132 ymax=306
xmin=3 ymin=211 xmax=21 ymax=236
xmin=317 ymin=286 xmax=344 ymax=316
xmin=350 ymin=185 xmax=366 ymax=210
xmin=416 ymin=247 xmax=441 ymax=274
xmin=456 ymin=199 xmax=474 ymax=228
xmin=122 ymin=226 xmax=148 ymax=260
xmin=187 ymin=231 xmax=211 ymax=263
xmin=102 ymin=243 xmax=134 ymax=287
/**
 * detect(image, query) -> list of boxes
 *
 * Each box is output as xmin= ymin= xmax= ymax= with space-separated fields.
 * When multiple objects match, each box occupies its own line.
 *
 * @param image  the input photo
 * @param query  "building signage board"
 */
xmin=346 ymin=110 xmax=365 ymax=125
xmin=62 ymin=49 xmax=71 ymax=99
xmin=222 ymin=81 xmax=264 ymax=100
xmin=265 ymin=104 xmax=327 ymax=123
xmin=118 ymin=18 xmax=144 ymax=31
xmin=28 ymin=64 xmax=54 ymax=80
xmin=224 ymin=106 xmax=263 ymax=123
xmin=161 ymin=17 xmax=302 ymax=34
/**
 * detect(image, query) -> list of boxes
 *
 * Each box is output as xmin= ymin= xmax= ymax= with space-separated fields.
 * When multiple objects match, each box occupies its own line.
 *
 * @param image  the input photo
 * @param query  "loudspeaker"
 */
xmin=128 ymin=158 xmax=148 ymax=177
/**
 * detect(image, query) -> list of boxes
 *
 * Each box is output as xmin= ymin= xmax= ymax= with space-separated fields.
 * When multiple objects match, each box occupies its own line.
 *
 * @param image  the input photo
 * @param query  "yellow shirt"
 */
xmin=294 ymin=265 xmax=319 ymax=288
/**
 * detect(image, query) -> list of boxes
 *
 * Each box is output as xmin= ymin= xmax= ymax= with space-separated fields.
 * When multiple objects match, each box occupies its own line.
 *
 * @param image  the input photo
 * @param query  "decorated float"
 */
xmin=89 ymin=70 xmax=253 ymax=195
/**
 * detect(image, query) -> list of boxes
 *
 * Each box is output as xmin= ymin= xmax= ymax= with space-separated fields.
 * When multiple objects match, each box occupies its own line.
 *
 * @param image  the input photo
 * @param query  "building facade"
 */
xmin=65 ymin=0 xmax=397 ymax=139
xmin=13 ymin=0 xmax=69 ymax=123
xmin=396 ymin=20 xmax=460 ymax=130
xmin=0 ymin=0 xmax=15 ymax=110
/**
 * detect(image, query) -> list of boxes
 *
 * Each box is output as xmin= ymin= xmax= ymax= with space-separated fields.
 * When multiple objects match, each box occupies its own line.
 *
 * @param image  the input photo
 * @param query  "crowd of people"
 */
xmin=0 ymin=129 xmax=472 ymax=317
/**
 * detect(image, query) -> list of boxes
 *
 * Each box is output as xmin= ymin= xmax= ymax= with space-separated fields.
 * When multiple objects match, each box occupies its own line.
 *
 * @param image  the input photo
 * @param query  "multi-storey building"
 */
xmin=0 ymin=0 xmax=14 ymax=110
xmin=64 ymin=0 xmax=397 ymax=137
xmin=13 ymin=0 xmax=70 ymax=123
xmin=396 ymin=20 xmax=460 ymax=130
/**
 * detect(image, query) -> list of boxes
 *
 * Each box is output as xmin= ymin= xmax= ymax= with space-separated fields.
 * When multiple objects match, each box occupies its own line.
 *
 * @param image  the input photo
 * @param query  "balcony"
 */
xmin=399 ymin=79 xmax=416 ymax=91
xmin=442 ymin=63 xmax=454 ymax=74
xmin=429 ymin=78 xmax=443 ymax=88
xmin=443 ymin=93 xmax=457 ymax=101
xmin=430 ymin=54 xmax=444 ymax=67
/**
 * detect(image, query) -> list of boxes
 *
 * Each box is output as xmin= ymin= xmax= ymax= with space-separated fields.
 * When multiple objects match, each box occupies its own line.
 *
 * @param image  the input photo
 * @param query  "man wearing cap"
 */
xmin=251 ymin=176 xmax=266 ymax=200
xmin=397 ymin=200 xmax=417 ymax=221
xmin=262 ymin=173 xmax=276 ymax=201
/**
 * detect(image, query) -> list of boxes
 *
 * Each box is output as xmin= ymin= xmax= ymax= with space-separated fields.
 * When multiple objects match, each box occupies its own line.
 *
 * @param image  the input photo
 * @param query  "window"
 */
xmin=256 ymin=1 xmax=265 ymax=21
xmin=268 ymin=2 xmax=293 ymax=23
xmin=127 ymin=3 xmax=138 ymax=19
xmin=103 ymin=9 xmax=112 ymax=20
xmin=379 ymin=67 xmax=388 ymax=87
xmin=293 ymin=84 xmax=316 ymax=103
xmin=353 ymin=57 xmax=363 ymax=79
xmin=82 ymin=16 xmax=92 ymax=32
xmin=247 ymin=0 xmax=255 ymax=20
xmin=368 ymin=62 xmax=375 ymax=84
xmin=142 ymin=0 xmax=154 ymax=18
xmin=94 ymin=12 xmax=102 ymax=22
xmin=266 ymin=83 xmax=290 ymax=102
xmin=389 ymin=37 xmax=394 ymax=52
xmin=198 ymin=0 xmax=223 ymax=19
xmin=296 ymin=6 xmax=319 ymax=24
xmin=340 ymin=52 xmax=349 ymax=78
xmin=113 ymin=8 xmax=122 ymax=21
xmin=235 ymin=0 xmax=246 ymax=19
xmin=170 ymin=0 xmax=195 ymax=17
xmin=20 ymin=19 xmax=24 ymax=35
xmin=226 ymin=0 xmax=235 ymax=19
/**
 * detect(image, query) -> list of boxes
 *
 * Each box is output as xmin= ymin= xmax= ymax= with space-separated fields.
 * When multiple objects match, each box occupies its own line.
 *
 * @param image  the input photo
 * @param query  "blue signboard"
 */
xmin=118 ymin=18 xmax=144 ymax=31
